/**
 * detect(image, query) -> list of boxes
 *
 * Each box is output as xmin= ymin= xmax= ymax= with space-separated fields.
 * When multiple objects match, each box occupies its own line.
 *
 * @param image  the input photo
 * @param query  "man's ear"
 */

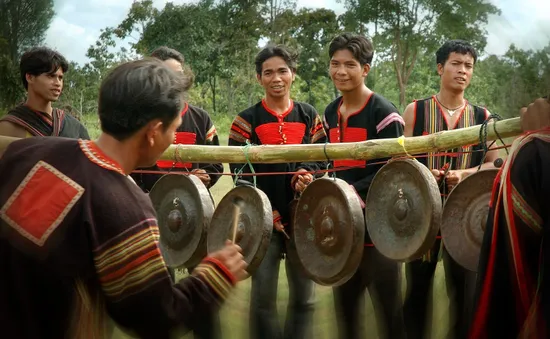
xmin=256 ymin=73 xmax=262 ymax=84
xmin=437 ymin=63 xmax=444 ymax=76
xmin=362 ymin=64 xmax=371 ymax=77
xmin=144 ymin=120 xmax=164 ymax=147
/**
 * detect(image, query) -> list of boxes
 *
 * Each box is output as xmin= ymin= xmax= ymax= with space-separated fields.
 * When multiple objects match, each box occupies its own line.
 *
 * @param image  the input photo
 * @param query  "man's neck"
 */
xmin=437 ymin=87 xmax=465 ymax=109
xmin=25 ymin=93 xmax=53 ymax=116
xmin=341 ymin=85 xmax=372 ymax=112
xmin=95 ymin=133 xmax=140 ymax=175
xmin=264 ymin=95 xmax=291 ymax=114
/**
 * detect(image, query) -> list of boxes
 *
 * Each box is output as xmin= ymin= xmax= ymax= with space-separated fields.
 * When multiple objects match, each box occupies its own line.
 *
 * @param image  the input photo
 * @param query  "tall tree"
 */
xmin=0 ymin=0 xmax=55 ymax=108
xmin=340 ymin=0 xmax=500 ymax=107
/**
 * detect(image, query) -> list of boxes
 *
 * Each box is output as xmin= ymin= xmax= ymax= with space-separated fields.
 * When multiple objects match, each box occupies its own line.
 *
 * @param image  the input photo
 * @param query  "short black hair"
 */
xmin=436 ymin=40 xmax=478 ymax=65
xmin=151 ymin=46 xmax=185 ymax=65
xmin=98 ymin=58 xmax=192 ymax=141
xmin=329 ymin=33 xmax=374 ymax=66
xmin=19 ymin=47 xmax=69 ymax=90
xmin=255 ymin=45 xmax=298 ymax=76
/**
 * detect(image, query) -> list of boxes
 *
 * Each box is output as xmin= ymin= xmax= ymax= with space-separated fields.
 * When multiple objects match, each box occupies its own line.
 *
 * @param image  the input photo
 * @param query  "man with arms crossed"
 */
xmin=0 ymin=47 xmax=89 ymax=140
xmin=323 ymin=33 xmax=407 ymax=339
xmin=229 ymin=44 xmax=327 ymax=339
xmin=402 ymin=39 xmax=498 ymax=339
xmin=0 ymin=58 xmax=247 ymax=338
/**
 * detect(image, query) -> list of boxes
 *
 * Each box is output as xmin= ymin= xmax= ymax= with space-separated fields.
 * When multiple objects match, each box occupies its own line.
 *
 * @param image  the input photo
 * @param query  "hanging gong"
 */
xmin=149 ymin=174 xmax=214 ymax=269
xmin=292 ymin=178 xmax=365 ymax=286
xmin=366 ymin=158 xmax=441 ymax=262
xmin=285 ymin=198 xmax=307 ymax=274
xmin=441 ymin=168 xmax=498 ymax=272
xmin=207 ymin=185 xmax=273 ymax=277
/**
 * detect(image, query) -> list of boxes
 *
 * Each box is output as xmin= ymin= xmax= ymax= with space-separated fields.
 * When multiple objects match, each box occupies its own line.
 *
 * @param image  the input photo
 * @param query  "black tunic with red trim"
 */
xmin=228 ymin=100 xmax=327 ymax=228
xmin=1 ymin=104 xmax=89 ymax=139
xmin=411 ymin=96 xmax=489 ymax=173
xmin=323 ymin=93 xmax=405 ymax=243
xmin=0 ymin=137 xmax=235 ymax=339
xmin=469 ymin=130 xmax=550 ymax=339
xmin=131 ymin=103 xmax=223 ymax=192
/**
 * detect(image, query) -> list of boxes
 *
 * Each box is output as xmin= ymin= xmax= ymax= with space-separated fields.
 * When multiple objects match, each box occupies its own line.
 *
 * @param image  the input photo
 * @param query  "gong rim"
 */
xmin=365 ymin=158 xmax=442 ymax=262
xmin=292 ymin=177 xmax=365 ymax=286
xmin=149 ymin=174 xmax=214 ymax=269
xmin=207 ymin=186 xmax=272 ymax=277
xmin=441 ymin=168 xmax=498 ymax=272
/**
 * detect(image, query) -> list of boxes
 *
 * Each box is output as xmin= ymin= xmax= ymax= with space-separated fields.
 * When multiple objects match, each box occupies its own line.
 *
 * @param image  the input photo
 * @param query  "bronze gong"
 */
xmin=207 ymin=185 xmax=273 ymax=277
xmin=365 ymin=158 xmax=442 ymax=261
xmin=292 ymin=178 xmax=365 ymax=286
xmin=149 ymin=174 xmax=214 ymax=269
xmin=441 ymin=168 xmax=499 ymax=272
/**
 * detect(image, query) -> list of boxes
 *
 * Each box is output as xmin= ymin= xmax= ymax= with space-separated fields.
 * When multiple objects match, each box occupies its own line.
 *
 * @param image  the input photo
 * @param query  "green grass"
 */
xmin=76 ymin=114 xmax=452 ymax=339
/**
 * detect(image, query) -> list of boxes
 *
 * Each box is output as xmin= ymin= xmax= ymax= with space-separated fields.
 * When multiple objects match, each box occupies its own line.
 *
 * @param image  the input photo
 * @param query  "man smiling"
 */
xmin=229 ymin=44 xmax=327 ymax=339
xmin=323 ymin=33 xmax=406 ymax=339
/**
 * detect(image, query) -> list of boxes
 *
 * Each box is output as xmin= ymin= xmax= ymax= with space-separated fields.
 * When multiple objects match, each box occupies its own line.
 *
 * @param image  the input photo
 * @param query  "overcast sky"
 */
xmin=45 ymin=0 xmax=550 ymax=65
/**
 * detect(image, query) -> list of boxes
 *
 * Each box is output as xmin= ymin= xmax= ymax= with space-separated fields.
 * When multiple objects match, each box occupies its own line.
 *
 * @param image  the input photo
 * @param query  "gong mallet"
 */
xmin=231 ymin=197 xmax=244 ymax=243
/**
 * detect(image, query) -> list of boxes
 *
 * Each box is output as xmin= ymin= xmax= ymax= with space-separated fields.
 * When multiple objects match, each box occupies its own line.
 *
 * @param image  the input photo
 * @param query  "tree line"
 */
xmin=1 ymin=0 xmax=549 ymax=122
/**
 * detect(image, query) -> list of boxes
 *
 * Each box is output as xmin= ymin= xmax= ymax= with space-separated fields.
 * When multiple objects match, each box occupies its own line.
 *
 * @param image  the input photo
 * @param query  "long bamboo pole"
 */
xmin=0 ymin=117 xmax=522 ymax=164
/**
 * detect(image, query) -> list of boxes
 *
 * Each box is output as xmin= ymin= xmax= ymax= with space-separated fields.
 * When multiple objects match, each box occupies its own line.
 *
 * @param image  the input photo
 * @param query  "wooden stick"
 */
xmin=0 ymin=117 xmax=522 ymax=164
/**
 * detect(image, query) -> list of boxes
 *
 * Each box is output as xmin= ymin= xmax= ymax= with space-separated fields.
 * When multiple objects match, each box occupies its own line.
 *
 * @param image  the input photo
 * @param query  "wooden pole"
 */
xmin=0 ymin=117 xmax=522 ymax=164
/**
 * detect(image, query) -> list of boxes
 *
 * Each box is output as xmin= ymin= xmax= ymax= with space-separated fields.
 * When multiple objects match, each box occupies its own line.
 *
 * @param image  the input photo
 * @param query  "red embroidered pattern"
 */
xmin=0 ymin=161 xmax=84 ymax=246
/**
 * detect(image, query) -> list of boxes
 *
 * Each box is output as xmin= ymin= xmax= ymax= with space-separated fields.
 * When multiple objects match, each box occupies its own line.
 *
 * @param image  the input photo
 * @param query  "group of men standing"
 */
xmin=0 ymin=31 xmax=549 ymax=339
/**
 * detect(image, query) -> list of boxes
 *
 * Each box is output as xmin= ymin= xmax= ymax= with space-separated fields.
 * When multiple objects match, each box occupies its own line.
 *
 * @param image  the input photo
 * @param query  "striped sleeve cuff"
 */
xmin=191 ymin=257 xmax=236 ymax=300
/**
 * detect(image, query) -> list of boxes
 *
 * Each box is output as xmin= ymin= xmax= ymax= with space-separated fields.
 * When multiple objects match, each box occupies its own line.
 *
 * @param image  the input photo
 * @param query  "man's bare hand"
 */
xmin=273 ymin=220 xmax=285 ymax=233
xmin=191 ymin=168 xmax=211 ymax=187
xmin=520 ymin=97 xmax=550 ymax=132
xmin=208 ymin=240 xmax=248 ymax=282
xmin=431 ymin=169 xmax=444 ymax=182
xmin=445 ymin=170 xmax=469 ymax=191
xmin=294 ymin=169 xmax=313 ymax=193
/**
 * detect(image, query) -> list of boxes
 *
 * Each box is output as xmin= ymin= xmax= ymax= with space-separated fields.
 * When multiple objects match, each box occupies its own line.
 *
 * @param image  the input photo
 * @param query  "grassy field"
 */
xmin=75 ymin=113 xmax=455 ymax=339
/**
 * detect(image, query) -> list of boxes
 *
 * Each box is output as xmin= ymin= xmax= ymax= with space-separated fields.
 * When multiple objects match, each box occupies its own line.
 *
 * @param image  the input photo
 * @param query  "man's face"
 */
xmin=139 ymin=113 xmax=182 ymax=167
xmin=329 ymin=49 xmax=369 ymax=93
xmin=257 ymin=56 xmax=295 ymax=99
xmin=438 ymin=52 xmax=475 ymax=92
xmin=27 ymin=67 xmax=64 ymax=102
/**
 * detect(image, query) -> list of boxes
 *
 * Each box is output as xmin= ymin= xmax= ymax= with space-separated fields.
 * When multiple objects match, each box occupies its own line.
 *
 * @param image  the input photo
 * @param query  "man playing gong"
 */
xmin=469 ymin=96 xmax=550 ymax=338
xmin=402 ymin=39 xmax=498 ymax=339
xmin=323 ymin=33 xmax=407 ymax=339
xmin=0 ymin=58 xmax=247 ymax=338
xmin=228 ymin=44 xmax=327 ymax=339
xmin=131 ymin=46 xmax=223 ymax=192
xmin=129 ymin=46 xmax=225 ymax=339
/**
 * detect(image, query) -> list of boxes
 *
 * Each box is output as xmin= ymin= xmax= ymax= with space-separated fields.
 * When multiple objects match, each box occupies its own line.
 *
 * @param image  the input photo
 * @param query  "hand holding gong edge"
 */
xmin=520 ymin=97 xmax=550 ymax=132
xmin=293 ymin=168 xmax=313 ymax=193
xmin=208 ymin=240 xmax=249 ymax=282
xmin=191 ymin=168 xmax=211 ymax=187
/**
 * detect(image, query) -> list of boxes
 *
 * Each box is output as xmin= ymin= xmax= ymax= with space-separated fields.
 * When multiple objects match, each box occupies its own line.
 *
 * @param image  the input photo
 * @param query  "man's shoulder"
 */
xmin=188 ymin=103 xmax=211 ymax=118
xmin=236 ymin=103 xmax=261 ymax=120
xmin=370 ymin=93 xmax=399 ymax=112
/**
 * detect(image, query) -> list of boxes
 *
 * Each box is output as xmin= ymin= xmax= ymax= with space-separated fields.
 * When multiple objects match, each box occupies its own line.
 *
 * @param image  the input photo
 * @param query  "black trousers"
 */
xmin=333 ymin=246 xmax=406 ymax=339
xmin=403 ymin=239 xmax=477 ymax=339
